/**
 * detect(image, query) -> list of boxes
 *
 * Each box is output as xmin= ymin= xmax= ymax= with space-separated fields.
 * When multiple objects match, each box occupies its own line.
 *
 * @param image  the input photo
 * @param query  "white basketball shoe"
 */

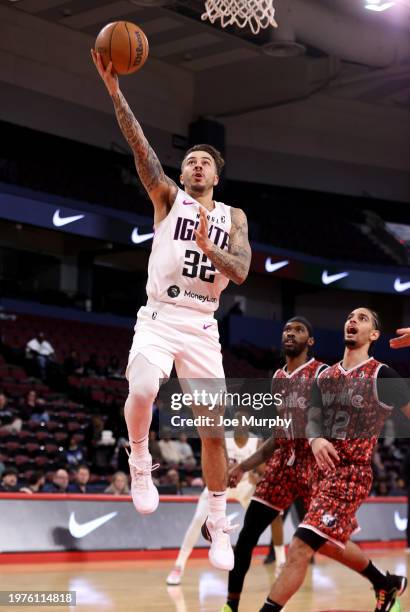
xmin=166 ymin=566 xmax=183 ymax=585
xmin=126 ymin=449 xmax=159 ymax=514
xmin=201 ymin=516 xmax=237 ymax=571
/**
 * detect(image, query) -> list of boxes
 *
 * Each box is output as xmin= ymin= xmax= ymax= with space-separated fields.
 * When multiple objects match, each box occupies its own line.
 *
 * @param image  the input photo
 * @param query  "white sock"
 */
xmin=208 ymin=490 xmax=227 ymax=523
xmin=130 ymin=434 xmax=149 ymax=462
xmin=274 ymin=545 xmax=286 ymax=566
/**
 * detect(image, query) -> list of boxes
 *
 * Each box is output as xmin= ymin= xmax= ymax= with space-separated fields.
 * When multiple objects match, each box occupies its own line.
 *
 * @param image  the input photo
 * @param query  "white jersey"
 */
xmin=146 ymin=188 xmax=232 ymax=314
xmin=225 ymin=436 xmax=259 ymax=485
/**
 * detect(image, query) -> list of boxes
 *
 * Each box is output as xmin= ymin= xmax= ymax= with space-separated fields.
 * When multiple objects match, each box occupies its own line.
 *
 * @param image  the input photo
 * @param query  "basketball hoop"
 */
xmin=201 ymin=0 xmax=278 ymax=35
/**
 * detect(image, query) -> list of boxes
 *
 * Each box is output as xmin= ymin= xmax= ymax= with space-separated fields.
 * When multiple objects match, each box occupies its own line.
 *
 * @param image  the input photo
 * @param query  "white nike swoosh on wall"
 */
xmin=265 ymin=259 xmax=289 ymax=273
xmin=52 ymin=210 xmax=85 ymax=227
xmin=321 ymin=270 xmax=349 ymax=285
xmin=68 ymin=511 xmax=117 ymax=538
xmin=394 ymin=278 xmax=410 ymax=293
xmin=131 ymin=228 xmax=154 ymax=244
xmin=394 ymin=511 xmax=408 ymax=532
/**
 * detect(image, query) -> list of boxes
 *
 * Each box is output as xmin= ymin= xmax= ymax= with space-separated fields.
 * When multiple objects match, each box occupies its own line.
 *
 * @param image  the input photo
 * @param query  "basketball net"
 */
xmin=201 ymin=0 xmax=278 ymax=35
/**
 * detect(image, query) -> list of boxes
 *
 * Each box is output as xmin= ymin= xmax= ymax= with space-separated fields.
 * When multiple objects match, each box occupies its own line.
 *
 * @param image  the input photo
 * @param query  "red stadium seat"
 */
xmin=25 ymin=443 xmax=41 ymax=457
xmin=54 ymin=432 xmax=68 ymax=444
xmin=33 ymin=456 xmax=49 ymax=468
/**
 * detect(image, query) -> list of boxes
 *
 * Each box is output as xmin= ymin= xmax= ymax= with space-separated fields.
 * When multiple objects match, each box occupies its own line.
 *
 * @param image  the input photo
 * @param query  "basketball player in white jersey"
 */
xmin=91 ymin=51 xmax=252 ymax=570
xmin=167 ymin=410 xmax=261 ymax=586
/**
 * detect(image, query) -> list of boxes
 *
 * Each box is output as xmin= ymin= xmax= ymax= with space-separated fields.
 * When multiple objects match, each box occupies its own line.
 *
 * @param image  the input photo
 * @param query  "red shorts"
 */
xmin=253 ymin=443 xmax=312 ymax=513
xmin=300 ymin=463 xmax=372 ymax=548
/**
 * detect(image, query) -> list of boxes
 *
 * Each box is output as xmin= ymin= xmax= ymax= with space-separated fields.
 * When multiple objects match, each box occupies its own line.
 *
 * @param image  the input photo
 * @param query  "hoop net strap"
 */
xmin=201 ymin=0 xmax=278 ymax=36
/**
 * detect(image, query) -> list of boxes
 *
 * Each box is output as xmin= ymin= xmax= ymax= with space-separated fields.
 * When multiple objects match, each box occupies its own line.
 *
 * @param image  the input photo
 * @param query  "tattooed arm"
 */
xmin=195 ymin=207 xmax=251 ymax=285
xmin=91 ymin=51 xmax=177 ymax=222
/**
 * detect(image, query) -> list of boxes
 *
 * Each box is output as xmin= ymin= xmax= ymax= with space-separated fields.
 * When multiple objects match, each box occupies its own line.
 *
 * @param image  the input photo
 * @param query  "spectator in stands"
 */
xmin=148 ymin=430 xmax=163 ymax=465
xmin=31 ymin=405 xmax=50 ymax=424
xmin=104 ymin=471 xmax=129 ymax=495
xmin=26 ymin=331 xmax=55 ymax=380
xmin=176 ymin=433 xmax=196 ymax=468
xmin=0 ymin=467 xmax=19 ymax=492
xmin=88 ymin=414 xmax=105 ymax=444
xmin=161 ymin=468 xmax=182 ymax=494
xmin=0 ymin=391 xmax=12 ymax=424
xmin=92 ymin=424 xmax=116 ymax=470
xmin=190 ymin=476 xmax=204 ymax=488
xmin=376 ymin=480 xmax=389 ymax=496
xmin=389 ymin=476 xmax=406 ymax=496
xmin=43 ymin=468 xmax=70 ymax=493
xmin=158 ymin=429 xmax=181 ymax=466
xmin=69 ymin=464 xmax=91 ymax=493
xmin=105 ymin=355 xmax=122 ymax=378
xmin=20 ymin=471 xmax=45 ymax=494
xmin=0 ymin=391 xmax=21 ymax=432
xmin=381 ymin=418 xmax=396 ymax=447
xmin=19 ymin=389 xmax=45 ymax=422
xmin=65 ymin=435 xmax=86 ymax=467
xmin=372 ymin=445 xmax=386 ymax=478
xmin=84 ymin=353 xmax=102 ymax=377
xmin=63 ymin=350 xmax=83 ymax=376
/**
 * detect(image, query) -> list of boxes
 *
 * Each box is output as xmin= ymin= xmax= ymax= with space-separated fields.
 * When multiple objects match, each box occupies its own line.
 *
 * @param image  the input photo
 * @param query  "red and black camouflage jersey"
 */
xmin=317 ymin=357 xmax=393 ymax=465
xmin=272 ymin=358 xmax=327 ymax=460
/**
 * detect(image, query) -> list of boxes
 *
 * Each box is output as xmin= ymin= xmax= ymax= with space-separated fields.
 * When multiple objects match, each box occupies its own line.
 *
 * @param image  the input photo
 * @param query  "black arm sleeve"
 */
xmin=306 ymin=380 xmax=325 ymax=439
xmin=376 ymin=366 xmax=410 ymax=409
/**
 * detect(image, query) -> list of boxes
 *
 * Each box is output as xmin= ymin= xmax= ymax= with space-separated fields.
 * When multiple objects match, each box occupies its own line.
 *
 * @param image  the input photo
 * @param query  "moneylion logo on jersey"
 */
xmin=322 ymin=514 xmax=337 ymax=527
xmin=167 ymin=285 xmax=180 ymax=298
xmin=184 ymin=290 xmax=217 ymax=304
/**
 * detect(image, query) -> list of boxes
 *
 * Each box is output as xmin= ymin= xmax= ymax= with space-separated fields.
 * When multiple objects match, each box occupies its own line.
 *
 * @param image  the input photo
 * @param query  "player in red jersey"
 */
xmin=222 ymin=316 xmax=327 ymax=612
xmin=259 ymin=307 xmax=410 ymax=612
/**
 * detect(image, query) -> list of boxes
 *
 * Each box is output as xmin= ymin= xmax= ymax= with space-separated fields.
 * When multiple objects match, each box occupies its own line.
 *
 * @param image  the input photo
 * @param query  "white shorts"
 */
xmin=126 ymin=302 xmax=225 ymax=381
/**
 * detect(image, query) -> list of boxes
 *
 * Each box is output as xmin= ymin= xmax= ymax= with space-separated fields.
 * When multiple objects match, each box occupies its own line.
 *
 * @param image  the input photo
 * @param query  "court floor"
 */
xmin=0 ymin=550 xmax=409 ymax=611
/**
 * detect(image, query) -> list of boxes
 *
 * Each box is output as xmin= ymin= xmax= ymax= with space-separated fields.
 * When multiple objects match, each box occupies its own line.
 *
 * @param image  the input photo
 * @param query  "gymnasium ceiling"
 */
xmin=2 ymin=0 xmax=410 ymax=109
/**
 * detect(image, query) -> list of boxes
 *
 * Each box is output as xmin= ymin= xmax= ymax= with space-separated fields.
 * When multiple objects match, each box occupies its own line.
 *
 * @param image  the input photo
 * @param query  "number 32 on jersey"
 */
xmin=182 ymin=249 xmax=216 ymax=283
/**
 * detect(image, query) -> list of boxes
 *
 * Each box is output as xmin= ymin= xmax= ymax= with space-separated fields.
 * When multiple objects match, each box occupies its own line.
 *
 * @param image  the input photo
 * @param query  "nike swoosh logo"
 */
xmin=68 ymin=511 xmax=117 ymax=538
xmin=265 ymin=259 xmax=289 ymax=273
xmin=203 ymin=324 xmax=213 ymax=330
xmin=131 ymin=228 xmax=154 ymax=244
xmin=394 ymin=278 xmax=410 ymax=293
xmin=183 ymin=200 xmax=194 ymax=205
xmin=394 ymin=511 xmax=407 ymax=532
xmin=365 ymin=2 xmax=396 ymax=12
xmin=52 ymin=210 xmax=85 ymax=227
xmin=321 ymin=270 xmax=349 ymax=285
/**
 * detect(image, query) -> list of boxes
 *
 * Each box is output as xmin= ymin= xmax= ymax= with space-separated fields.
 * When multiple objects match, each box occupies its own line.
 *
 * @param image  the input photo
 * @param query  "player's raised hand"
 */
xmin=91 ymin=50 xmax=119 ymax=96
xmin=195 ymin=208 xmax=212 ymax=254
xmin=390 ymin=328 xmax=410 ymax=349
xmin=311 ymin=438 xmax=339 ymax=471
xmin=228 ymin=464 xmax=245 ymax=488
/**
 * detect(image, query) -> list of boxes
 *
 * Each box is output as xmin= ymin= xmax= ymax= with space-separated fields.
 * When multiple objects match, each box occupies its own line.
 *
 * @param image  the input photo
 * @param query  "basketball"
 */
xmin=95 ymin=21 xmax=149 ymax=75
